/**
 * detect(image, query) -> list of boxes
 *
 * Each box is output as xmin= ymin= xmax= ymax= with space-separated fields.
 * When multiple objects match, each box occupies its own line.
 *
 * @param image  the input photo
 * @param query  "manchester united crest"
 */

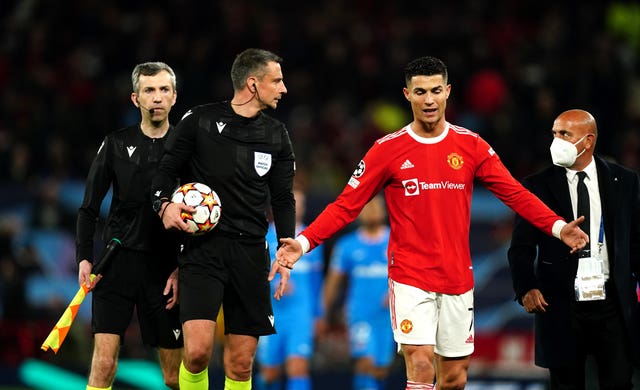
xmin=447 ymin=152 xmax=464 ymax=170
xmin=400 ymin=319 xmax=413 ymax=334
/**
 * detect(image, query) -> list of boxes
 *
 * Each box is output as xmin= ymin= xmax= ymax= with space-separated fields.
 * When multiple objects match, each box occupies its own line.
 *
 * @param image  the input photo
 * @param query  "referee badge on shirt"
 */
xmin=254 ymin=152 xmax=272 ymax=177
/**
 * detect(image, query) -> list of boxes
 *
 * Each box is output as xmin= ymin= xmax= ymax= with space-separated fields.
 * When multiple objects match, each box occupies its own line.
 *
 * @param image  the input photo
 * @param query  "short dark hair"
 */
xmin=131 ymin=62 xmax=177 ymax=93
xmin=230 ymin=48 xmax=283 ymax=91
xmin=404 ymin=56 xmax=448 ymax=85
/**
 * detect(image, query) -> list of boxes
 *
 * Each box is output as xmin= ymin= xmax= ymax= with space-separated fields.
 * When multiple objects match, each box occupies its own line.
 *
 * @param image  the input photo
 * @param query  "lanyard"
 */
xmin=597 ymin=217 xmax=604 ymax=256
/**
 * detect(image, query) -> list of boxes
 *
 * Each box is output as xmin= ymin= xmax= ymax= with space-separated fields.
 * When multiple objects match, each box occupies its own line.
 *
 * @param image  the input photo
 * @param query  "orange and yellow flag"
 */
xmin=40 ymin=274 xmax=95 ymax=353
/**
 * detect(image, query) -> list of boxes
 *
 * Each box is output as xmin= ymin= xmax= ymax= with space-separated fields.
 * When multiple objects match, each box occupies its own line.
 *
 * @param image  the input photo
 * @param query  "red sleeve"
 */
xmin=475 ymin=138 xmax=563 ymax=236
xmin=301 ymin=143 xmax=389 ymax=250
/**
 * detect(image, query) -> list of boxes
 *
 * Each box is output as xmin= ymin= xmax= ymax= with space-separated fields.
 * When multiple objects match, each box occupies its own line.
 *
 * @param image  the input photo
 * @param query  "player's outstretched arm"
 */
xmin=559 ymin=216 xmax=589 ymax=254
xmin=276 ymin=237 xmax=303 ymax=269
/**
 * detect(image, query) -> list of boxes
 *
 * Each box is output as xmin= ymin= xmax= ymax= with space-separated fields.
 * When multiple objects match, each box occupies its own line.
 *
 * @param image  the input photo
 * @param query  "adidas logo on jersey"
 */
xmin=465 ymin=334 xmax=474 ymax=344
xmin=400 ymin=159 xmax=414 ymax=169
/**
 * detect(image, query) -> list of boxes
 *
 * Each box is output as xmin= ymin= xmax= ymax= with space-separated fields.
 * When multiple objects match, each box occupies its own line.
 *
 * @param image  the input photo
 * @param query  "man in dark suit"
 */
xmin=508 ymin=109 xmax=640 ymax=389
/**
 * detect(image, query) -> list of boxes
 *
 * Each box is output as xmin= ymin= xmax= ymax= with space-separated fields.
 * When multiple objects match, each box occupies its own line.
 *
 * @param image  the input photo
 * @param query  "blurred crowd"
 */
xmin=0 ymin=0 xmax=639 ymax=380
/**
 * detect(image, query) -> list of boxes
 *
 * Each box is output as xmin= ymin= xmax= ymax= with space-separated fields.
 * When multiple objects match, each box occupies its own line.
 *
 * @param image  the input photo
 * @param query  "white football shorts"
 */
xmin=389 ymin=279 xmax=474 ymax=357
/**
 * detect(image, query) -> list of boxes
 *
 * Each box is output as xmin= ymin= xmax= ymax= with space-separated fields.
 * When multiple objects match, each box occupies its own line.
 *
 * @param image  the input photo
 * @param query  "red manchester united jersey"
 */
xmin=301 ymin=123 xmax=563 ymax=294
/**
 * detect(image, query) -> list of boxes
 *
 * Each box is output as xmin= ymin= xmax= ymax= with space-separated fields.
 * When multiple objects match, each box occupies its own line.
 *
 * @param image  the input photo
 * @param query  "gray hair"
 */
xmin=131 ymin=62 xmax=177 ymax=93
xmin=230 ymin=49 xmax=283 ymax=91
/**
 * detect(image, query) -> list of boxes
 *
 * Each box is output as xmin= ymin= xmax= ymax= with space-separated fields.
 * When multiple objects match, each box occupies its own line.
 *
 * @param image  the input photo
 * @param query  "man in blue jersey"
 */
xmin=323 ymin=195 xmax=395 ymax=390
xmin=256 ymin=189 xmax=324 ymax=390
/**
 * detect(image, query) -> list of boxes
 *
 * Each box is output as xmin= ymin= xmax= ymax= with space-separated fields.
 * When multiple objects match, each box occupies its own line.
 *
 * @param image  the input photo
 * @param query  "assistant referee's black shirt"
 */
xmin=76 ymin=124 xmax=178 ymax=264
xmin=151 ymin=101 xmax=296 ymax=241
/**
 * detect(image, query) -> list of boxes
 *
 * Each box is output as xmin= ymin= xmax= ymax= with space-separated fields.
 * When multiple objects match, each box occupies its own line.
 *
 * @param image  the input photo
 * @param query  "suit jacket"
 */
xmin=508 ymin=156 xmax=640 ymax=368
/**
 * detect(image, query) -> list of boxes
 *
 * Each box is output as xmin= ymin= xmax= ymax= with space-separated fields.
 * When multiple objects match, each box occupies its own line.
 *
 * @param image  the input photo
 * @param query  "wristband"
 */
xmin=159 ymin=201 xmax=170 ymax=219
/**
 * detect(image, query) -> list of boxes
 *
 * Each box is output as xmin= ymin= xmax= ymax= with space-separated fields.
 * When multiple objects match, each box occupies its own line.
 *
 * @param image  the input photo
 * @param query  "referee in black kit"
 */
xmin=150 ymin=48 xmax=296 ymax=390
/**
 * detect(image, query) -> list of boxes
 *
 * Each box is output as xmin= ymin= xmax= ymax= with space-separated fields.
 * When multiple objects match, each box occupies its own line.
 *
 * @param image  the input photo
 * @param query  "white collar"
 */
xmin=406 ymin=122 xmax=449 ymax=144
xmin=566 ymin=157 xmax=596 ymax=183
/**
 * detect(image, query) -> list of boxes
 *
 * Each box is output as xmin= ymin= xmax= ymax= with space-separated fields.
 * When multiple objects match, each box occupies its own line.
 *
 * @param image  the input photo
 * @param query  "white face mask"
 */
xmin=549 ymin=135 xmax=587 ymax=167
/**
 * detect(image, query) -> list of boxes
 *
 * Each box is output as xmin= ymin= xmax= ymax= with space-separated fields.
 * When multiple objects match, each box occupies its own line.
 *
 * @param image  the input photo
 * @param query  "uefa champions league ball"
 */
xmin=170 ymin=182 xmax=222 ymax=235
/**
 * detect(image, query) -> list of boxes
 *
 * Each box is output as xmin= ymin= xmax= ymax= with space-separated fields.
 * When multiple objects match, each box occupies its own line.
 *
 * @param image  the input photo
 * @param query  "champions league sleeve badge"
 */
xmin=353 ymin=160 xmax=366 ymax=178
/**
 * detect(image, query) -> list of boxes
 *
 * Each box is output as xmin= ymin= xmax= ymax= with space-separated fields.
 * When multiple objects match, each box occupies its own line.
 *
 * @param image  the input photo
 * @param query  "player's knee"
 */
xmin=226 ymin=354 xmax=253 ymax=379
xmin=92 ymin=354 xmax=118 ymax=376
xmin=436 ymin=373 xmax=467 ymax=390
xmin=407 ymin=356 xmax=434 ymax=376
xmin=185 ymin=347 xmax=211 ymax=372
xmin=88 ymin=357 xmax=117 ymax=386
xmin=286 ymin=357 xmax=309 ymax=377
xmin=260 ymin=366 xmax=281 ymax=383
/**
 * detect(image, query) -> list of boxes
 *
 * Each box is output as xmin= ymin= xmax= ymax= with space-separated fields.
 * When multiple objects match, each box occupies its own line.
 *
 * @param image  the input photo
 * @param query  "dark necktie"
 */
xmin=576 ymin=171 xmax=590 ymax=240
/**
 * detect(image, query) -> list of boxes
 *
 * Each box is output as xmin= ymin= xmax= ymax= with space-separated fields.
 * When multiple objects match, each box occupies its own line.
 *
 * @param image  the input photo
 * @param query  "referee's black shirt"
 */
xmin=151 ymin=101 xmax=296 ymax=241
xmin=76 ymin=125 xmax=178 ymax=264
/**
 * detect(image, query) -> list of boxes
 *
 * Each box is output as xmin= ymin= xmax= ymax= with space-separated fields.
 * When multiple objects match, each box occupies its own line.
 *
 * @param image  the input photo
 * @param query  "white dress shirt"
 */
xmin=565 ymin=158 xmax=609 ymax=279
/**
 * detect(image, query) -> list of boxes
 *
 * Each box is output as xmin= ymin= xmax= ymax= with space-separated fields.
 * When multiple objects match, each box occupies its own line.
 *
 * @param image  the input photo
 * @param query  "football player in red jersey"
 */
xmin=276 ymin=56 xmax=588 ymax=390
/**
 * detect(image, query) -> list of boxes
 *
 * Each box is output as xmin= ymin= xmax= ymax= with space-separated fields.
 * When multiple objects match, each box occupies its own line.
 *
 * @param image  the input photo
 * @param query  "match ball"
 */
xmin=171 ymin=182 xmax=222 ymax=235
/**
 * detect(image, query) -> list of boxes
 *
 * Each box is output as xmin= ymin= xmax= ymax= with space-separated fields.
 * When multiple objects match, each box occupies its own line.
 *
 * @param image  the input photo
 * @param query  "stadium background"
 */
xmin=0 ymin=1 xmax=639 ymax=388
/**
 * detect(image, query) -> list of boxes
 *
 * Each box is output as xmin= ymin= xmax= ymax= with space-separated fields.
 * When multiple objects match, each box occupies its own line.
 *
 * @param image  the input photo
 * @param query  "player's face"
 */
xmin=255 ymin=61 xmax=287 ymax=110
xmin=132 ymin=70 xmax=177 ymax=122
xmin=403 ymin=74 xmax=450 ymax=130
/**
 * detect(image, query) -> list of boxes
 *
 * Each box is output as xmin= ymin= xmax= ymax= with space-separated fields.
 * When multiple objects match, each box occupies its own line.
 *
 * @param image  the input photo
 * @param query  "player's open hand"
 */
xmin=559 ymin=216 xmax=589 ymax=254
xmin=160 ymin=202 xmax=196 ymax=233
xmin=268 ymin=261 xmax=290 ymax=300
xmin=275 ymin=237 xmax=303 ymax=270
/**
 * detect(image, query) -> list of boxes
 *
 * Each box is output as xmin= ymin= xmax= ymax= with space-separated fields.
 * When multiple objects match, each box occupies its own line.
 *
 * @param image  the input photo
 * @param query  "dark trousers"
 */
xmin=549 ymin=281 xmax=633 ymax=390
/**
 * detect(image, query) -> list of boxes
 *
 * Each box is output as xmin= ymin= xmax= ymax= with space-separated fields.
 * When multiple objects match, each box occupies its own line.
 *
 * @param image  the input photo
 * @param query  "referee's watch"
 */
xmin=152 ymin=198 xmax=168 ymax=214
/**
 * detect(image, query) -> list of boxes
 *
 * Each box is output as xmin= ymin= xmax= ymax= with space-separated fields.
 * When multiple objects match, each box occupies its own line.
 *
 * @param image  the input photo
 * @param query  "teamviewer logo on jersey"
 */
xmin=402 ymin=179 xmax=420 ymax=196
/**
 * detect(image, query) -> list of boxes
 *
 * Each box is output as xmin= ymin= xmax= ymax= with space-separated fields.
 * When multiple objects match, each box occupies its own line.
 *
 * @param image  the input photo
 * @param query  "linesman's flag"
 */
xmin=41 ymin=238 xmax=121 ymax=354
xmin=40 ymin=275 xmax=95 ymax=353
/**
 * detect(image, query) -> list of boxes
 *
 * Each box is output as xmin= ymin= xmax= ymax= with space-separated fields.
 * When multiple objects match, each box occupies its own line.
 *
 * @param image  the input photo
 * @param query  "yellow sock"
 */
xmin=179 ymin=361 xmax=208 ymax=389
xmin=86 ymin=386 xmax=111 ymax=390
xmin=224 ymin=376 xmax=251 ymax=390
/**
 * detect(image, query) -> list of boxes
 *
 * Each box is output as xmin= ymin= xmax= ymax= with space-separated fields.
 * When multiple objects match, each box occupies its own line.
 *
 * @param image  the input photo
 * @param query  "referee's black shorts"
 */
xmin=178 ymin=231 xmax=275 ymax=336
xmin=91 ymin=247 xmax=182 ymax=349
